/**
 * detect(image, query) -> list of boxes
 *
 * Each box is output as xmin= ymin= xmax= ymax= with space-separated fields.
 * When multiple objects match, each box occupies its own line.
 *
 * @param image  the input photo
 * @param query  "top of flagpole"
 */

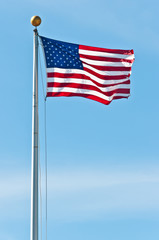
xmin=31 ymin=16 xmax=41 ymax=27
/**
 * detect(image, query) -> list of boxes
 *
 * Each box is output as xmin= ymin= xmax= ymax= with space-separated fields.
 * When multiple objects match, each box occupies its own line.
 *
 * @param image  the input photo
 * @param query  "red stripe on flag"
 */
xmin=83 ymin=67 xmax=130 ymax=80
xmin=83 ymin=65 xmax=132 ymax=71
xmin=47 ymin=92 xmax=129 ymax=105
xmin=47 ymin=71 xmax=129 ymax=80
xmin=47 ymin=82 xmax=130 ymax=96
xmin=79 ymin=45 xmax=134 ymax=55
xmin=47 ymin=77 xmax=130 ymax=88
xmin=47 ymin=72 xmax=130 ymax=87
xmin=79 ymin=54 xmax=134 ymax=63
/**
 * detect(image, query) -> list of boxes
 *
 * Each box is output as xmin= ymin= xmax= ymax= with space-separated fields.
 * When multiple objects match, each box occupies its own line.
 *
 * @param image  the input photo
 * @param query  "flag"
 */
xmin=40 ymin=36 xmax=134 ymax=105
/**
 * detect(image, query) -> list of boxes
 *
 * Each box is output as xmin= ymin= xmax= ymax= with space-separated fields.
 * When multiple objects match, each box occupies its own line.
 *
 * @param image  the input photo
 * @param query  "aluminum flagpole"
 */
xmin=30 ymin=16 xmax=41 ymax=240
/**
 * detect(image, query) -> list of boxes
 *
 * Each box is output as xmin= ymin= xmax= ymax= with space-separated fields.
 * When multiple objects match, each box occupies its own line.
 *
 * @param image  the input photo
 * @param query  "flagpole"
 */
xmin=30 ymin=16 xmax=41 ymax=240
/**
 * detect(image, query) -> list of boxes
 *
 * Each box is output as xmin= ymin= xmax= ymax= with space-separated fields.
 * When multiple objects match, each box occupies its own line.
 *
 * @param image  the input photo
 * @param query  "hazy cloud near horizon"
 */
xmin=1 ymin=165 xmax=159 ymax=221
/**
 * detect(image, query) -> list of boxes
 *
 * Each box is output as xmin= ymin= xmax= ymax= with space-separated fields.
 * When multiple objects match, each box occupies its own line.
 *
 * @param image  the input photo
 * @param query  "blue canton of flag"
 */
xmin=40 ymin=36 xmax=83 ymax=69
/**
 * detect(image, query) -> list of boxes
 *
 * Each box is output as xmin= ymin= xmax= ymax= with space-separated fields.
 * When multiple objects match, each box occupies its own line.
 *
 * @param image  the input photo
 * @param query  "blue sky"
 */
xmin=0 ymin=0 xmax=159 ymax=240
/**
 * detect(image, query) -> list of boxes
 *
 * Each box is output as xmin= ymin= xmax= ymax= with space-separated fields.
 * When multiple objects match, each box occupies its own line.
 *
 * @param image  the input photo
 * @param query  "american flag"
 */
xmin=40 ymin=36 xmax=134 ymax=105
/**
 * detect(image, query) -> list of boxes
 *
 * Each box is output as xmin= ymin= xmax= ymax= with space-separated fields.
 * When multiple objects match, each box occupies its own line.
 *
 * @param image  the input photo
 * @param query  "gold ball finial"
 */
xmin=31 ymin=16 xmax=41 ymax=27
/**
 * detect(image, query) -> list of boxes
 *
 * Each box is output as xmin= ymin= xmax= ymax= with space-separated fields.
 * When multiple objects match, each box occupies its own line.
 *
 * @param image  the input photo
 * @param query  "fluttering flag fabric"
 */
xmin=40 ymin=36 xmax=134 ymax=105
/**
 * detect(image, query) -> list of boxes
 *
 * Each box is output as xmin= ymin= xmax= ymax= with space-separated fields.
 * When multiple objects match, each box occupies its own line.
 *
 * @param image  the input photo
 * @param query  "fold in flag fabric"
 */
xmin=40 ymin=36 xmax=135 ymax=105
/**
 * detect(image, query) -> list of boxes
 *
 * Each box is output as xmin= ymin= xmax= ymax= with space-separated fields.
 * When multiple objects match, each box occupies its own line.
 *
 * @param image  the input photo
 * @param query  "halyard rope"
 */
xmin=39 ymin=38 xmax=48 ymax=240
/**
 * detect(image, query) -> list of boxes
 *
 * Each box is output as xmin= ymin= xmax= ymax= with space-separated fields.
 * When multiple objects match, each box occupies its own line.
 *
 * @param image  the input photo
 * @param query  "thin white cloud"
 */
xmin=47 ymin=168 xmax=159 ymax=193
xmin=0 ymin=173 xmax=30 ymax=199
xmin=0 ymin=165 xmax=159 ymax=221
xmin=46 ymin=166 xmax=159 ymax=220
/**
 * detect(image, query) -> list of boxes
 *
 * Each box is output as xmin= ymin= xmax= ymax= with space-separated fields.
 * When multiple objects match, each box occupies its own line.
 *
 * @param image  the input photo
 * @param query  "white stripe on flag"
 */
xmin=79 ymin=49 xmax=135 ymax=60
xmin=47 ymin=67 xmax=131 ymax=77
xmin=80 ymin=57 xmax=133 ymax=67
xmin=47 ymin=79 xmax=130 ymax=92
xmin=47 ymin=68 xmax=84 ymax=74
xmin=47 ymin=77 xmax=130 ymax=86
xmin=46 ymin=68 xmax=129 ymax=84
xmin=83 ymin=64 xmax=131 ymax=76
